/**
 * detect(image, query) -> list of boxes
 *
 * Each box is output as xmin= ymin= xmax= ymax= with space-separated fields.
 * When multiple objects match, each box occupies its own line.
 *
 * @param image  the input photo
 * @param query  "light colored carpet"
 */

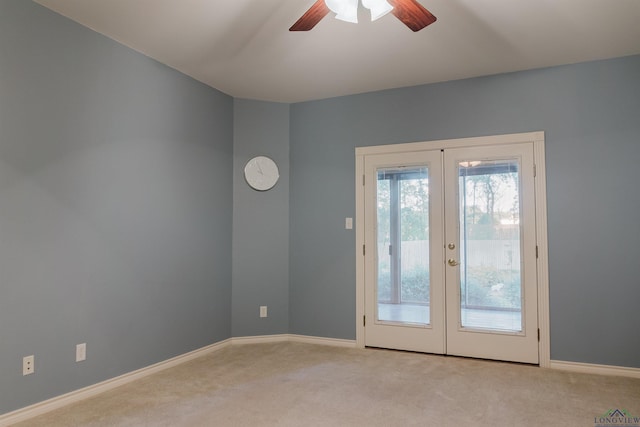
xmin=13 ymin=342 xmax=640 ymax=426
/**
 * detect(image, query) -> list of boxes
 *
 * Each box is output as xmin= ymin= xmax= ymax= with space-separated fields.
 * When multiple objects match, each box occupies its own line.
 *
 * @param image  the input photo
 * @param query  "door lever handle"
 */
xmin=448 ymin=259 xmax=460 ymax=267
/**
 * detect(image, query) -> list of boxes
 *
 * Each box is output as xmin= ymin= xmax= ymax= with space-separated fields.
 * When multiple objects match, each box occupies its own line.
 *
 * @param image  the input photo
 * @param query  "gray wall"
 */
xmin=0 ymin=1 xmax=233 ymax=414
xmin=232 ymin=99 xmax=290 ymax=337
xmin=289 ymin=55 xmax=640 ymax=368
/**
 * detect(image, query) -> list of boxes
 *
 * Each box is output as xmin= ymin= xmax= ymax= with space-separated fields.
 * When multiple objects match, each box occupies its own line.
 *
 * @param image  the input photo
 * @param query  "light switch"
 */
xmin=345 ymin=217 xmax=353 ymax=229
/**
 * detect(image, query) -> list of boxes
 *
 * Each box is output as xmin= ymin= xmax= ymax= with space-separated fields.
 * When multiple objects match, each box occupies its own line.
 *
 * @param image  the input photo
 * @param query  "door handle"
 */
xmin=448 ymin=259 xmax=460 ymax=267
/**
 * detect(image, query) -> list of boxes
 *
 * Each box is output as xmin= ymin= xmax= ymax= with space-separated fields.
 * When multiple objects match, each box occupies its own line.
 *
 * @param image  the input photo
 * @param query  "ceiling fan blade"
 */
xmin=388 ymin=0 xmax=437 ymax=32
xmin=289 ymin=0 xmax=330 ymax=31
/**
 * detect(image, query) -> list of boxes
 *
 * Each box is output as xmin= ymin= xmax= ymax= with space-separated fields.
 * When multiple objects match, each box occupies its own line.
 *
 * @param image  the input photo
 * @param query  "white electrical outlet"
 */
xmin=23 ymin=355 xmax=34 ymax=376
xmin=260 ymin=306 xmax=268 ymax=318
xmin=76 ymin=343 xmax=86 ymax=362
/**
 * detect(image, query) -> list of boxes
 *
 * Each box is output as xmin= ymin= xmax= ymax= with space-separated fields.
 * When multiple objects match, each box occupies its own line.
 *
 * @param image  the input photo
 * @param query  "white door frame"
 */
xmin=355 ymin=131 xmax=551 ymax=367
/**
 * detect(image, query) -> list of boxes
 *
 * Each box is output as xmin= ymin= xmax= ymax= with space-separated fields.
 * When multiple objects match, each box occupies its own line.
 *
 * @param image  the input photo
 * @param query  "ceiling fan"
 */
xmin=290 ymin=0 xmax=436 ymax=32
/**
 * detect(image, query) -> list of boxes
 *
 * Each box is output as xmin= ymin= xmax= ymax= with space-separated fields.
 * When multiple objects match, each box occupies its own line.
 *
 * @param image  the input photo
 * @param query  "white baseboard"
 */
xmin=231 ymin=334 xmax=357 ymax=348
xmin=230 ymin=334 xmax=290 ymax=345
xmin=0 ymin=334 xmax=356 ymax=425
xmin=288 ymin=334 xmax=357 ymax=348
xmin=0 ymin=339 xmax=231 ymax=427
xmin=550 ymin=360 xmax=640 ymax=379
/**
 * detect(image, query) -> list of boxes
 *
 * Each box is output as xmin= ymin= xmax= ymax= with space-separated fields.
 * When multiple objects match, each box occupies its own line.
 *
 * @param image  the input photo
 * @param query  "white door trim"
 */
xmin=355 ymin=131 xmax=550 ymax=367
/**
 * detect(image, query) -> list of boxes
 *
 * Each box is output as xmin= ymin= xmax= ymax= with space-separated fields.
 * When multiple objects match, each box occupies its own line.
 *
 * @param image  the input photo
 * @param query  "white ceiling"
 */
xmin=35 ymin=0 xmax=640 ymax=103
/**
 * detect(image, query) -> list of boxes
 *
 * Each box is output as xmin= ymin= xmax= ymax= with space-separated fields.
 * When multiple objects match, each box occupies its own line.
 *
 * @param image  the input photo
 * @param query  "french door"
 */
xmin=359 ymin=136 xmax=542 ymax=364
xmin=363 ymin=150 xmax=445 ymax=353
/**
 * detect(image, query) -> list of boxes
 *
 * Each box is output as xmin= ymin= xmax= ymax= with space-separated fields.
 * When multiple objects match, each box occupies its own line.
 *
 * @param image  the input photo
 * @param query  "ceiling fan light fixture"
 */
xmin=290 ymin=0 xmax=436 ymax=32
xmin=362 ymin=0 xmax=394 ymax=21
xmin=325 ymin=0 xmax=359 ymax=23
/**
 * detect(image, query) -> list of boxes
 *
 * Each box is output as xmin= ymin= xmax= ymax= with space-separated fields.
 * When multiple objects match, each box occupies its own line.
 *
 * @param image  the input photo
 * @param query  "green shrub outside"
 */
xmin=378 ymin=265 xmax=521 ymax=310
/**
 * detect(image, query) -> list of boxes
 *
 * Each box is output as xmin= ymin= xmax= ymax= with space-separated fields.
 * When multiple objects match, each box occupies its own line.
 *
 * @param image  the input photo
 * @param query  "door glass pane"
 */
xmin=458 ymin=159 xmax=522 ymax=332
xmin=377 ymin=167 xmax=430 ymax=326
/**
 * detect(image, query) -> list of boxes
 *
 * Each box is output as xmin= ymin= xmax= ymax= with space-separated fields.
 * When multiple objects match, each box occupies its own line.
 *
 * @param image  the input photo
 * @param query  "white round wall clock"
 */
xmin=244 ymin=156 xmax=280 ymax=191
